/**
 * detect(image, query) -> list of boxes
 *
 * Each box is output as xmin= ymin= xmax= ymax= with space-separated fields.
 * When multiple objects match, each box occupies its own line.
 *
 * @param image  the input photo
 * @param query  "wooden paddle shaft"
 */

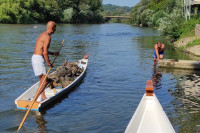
xmin=17 ymin=67 xmax=52 ymax=132
xmin=17 ymin=40 xmax=64 ymax=132
xmin=51 ymin=40 xmax=64 ymax=65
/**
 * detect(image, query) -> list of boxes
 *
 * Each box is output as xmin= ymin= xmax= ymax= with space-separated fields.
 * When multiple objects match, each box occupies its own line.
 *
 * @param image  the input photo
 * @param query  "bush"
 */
xmin=158 ymin=7 xmax=184 ymax=41
xmin=141 ymin=9 xmax=154 ymax=27
xmin=0 ymin=15 xmax=12 ymax=23
xmin=152 ymin=10 xmax=167 ymax=27
xmin=129 ymin=3 xmax=145 ymax=25
xmin=63 ymin=8 xmax=73 ymax=23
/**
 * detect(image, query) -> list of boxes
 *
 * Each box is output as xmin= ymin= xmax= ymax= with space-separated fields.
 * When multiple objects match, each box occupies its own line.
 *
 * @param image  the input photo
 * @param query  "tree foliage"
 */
xmin=129 ymin=0 xmax=189 ymax=41
xmin=158 ymin=7 xmax=184 ymax=41
xmin=0 ymin=0 xmax=104 ymax=23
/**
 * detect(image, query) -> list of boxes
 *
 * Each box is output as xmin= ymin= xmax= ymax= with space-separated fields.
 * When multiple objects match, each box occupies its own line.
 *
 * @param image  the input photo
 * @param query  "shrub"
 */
xmin=141 ymin=9 xmax=154 ymax=27
xmin=63 ymin=8 xmax=73 ymax=23
xmin=0 ymin=15 xmax=12 ymax=23
xmin=130 ymin=4 xmax=145 ymax=25
xmin=152 ymin=10 xmax=167 ymax=27
xmin=158 ymin=7 xmax=184 ymax=41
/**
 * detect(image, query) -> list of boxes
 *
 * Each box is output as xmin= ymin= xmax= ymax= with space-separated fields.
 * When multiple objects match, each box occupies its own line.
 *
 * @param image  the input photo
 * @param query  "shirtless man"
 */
xmin=32 ymin=21 xmax=59 ymax=101
xmin=153 ymin=42 xmax=165 ymax=66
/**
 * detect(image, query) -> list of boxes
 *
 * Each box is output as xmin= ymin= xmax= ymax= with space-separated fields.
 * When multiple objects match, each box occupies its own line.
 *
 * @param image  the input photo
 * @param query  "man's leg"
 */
xmin=153 ymin=58 xmax=157 ymax=66
xmin=38 ymin=74 xmax=48 ymax=100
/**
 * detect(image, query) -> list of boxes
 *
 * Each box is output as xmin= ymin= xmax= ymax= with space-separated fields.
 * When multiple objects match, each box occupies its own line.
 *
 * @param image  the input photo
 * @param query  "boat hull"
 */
xmin=125 ymin=94 xmax=175 ymax=133
xmin=125 ymin=80 xmax=175 ymax=133
xmin=15 ymin=58 xmax=88 ymax=111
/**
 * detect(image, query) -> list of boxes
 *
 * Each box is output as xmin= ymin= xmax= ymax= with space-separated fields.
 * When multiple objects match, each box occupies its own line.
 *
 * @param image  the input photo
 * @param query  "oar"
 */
xmin=17 ymin=40 xmax=65 ymax=132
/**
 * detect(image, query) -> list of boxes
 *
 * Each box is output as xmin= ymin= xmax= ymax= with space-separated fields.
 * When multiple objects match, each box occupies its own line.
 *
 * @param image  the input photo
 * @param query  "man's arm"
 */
xmin=154 ymin=45 xmax=159 ymax=60
xmin=161 ymin=44 xmax=165 ymax=51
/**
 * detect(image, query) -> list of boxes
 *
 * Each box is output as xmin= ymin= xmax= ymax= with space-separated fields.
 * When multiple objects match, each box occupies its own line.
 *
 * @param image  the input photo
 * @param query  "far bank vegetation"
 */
xmin=0 ymin=0 xmax=105 ymax=24
xmin=129 ymin=0 xmax=200 ymax=45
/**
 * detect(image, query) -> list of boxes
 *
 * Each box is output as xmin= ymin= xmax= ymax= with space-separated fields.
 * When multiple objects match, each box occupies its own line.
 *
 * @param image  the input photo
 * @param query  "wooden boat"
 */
xmin=15 ymin=56 xmax=88 ymax=112
xmin=125 ymin=80 xmax=175 ymax=133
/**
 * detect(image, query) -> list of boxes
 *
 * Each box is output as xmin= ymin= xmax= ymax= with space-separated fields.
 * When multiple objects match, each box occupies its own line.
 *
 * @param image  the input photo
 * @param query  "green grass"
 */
xmin=186 ymin=39 xmax=200 ymax=48
xmin=180 ymin=39 xmax=200 ymax=50
xmin=179 ymin=16 xmax=200 ymax=39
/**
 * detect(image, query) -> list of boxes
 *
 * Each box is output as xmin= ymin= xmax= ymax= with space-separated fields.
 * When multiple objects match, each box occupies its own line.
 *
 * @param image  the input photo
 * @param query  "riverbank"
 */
xmin=174 ymin=36 xmax=200 ymax=57
xmin=128 ymin=0 xmax=200 ymax=58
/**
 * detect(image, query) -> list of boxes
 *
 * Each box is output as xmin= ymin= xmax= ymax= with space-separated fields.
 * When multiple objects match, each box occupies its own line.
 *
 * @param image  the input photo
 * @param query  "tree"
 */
xmin=0 ymin=0 xmax=104 ymax=23
xmin=63 ymin=8 xmax=73 ymax=23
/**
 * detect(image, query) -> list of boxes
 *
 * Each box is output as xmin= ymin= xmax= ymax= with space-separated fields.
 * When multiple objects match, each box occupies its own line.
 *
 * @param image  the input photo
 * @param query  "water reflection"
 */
xmin=159 ymin=68 xmax=200 ymax=133
xmin=174 ymin=72 xmax=200 ymax=112
xmin=152 ymin=65 xmax=162 ymax=89
xmin=35 ymin=112 xmax=47 ymax=132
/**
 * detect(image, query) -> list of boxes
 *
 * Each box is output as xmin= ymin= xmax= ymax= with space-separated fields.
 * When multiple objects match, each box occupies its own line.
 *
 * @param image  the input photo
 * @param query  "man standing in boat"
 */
xmin=153 ymin=41 xmax=165 ymax=66
xmin=32 ymin=21 xmax=59 ymax=101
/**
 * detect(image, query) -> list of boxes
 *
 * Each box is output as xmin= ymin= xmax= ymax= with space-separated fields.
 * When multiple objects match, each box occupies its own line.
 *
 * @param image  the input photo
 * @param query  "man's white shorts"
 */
xmin=32 ymin=55 xmax=47 ymax=76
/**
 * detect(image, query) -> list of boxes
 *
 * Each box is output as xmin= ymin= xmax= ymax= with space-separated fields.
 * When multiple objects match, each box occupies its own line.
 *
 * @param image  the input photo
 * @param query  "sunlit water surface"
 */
xmin=0 ymin=23 xmax=200 ymax=133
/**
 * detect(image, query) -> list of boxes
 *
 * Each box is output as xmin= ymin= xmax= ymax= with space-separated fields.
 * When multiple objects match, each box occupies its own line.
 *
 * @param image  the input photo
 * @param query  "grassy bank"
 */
xmin=174 ymin=16 xmax=200 ymax=56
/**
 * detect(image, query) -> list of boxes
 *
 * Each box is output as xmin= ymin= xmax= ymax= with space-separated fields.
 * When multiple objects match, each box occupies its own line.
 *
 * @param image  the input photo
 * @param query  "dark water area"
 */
xmin=0 ymin=23 xmax=200 ymax=133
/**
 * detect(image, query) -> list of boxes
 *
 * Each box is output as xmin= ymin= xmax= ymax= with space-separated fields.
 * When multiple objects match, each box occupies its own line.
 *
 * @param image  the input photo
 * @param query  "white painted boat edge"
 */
xmin=125 ymin=80 xmax=176 ymax=133
xmin=14 ymin=57 xmax=88 ymax=111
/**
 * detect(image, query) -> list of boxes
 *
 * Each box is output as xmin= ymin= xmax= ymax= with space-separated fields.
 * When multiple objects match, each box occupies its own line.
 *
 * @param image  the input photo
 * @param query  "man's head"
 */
xmin=157 ymin=42 xmax=162 ymax=48
xmin=47 ymin=21 xmax=56 ymax=34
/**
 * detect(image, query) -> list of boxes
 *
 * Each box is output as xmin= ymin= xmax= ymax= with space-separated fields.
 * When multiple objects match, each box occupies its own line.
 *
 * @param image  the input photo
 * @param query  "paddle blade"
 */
xmin=61 ymin=40 xmax=65 ymax=45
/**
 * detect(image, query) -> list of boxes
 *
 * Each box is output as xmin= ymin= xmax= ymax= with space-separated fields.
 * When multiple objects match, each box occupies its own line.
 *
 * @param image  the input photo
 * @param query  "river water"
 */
xmin=0 ymin=23 xmax=200 ymax=133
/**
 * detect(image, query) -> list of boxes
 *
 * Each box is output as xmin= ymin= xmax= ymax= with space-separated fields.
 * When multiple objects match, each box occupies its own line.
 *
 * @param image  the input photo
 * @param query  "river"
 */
xmin=0 ymin=23 xmax=200 ymax=133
